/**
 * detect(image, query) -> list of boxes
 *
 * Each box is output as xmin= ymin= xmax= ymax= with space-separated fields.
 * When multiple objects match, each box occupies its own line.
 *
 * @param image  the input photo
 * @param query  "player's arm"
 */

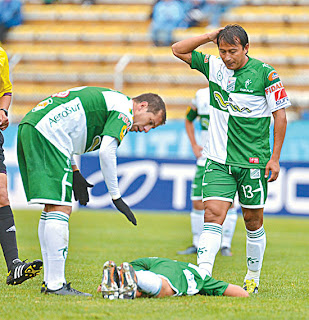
xmin=185 ymin=117 xmax=202 ymax=158
xmin=171 ymin=29 xmax=222 ymax=65
xmin=223 ymin=284 xmax=249 ymax=297
xmin=99 ymin=135 xmax=137 ymax=225
xmin=0 ymin=94 xmax=11 ymax=131
xmin=265 ymin=108 xmax=287 ymax=182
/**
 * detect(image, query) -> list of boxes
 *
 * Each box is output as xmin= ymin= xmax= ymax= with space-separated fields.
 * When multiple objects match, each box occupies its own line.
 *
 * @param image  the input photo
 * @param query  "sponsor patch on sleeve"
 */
xmin=267 ymin=70 xmax=279 ymax=81
xmin=204 ymin=54 xmax=210 ymax=63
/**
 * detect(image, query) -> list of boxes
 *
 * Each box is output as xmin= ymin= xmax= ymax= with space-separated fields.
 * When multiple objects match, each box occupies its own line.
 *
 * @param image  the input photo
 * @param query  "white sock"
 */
xmin=244 ymin=225 xmax=266 ymax=286
xmin=190 ymin=209 xmax=204 ymax=248
xmin=135 ymin=270 xmax=162 ymax=297
xmin=45 ymin=211 xmax=69 ymax=291
xmin=38 ymin=211 xmax=48 ymax=284
xmin=221 ymin=207 xmax=237 ymax=249
xmin=197 ymin=223 xmax=222 ymax=277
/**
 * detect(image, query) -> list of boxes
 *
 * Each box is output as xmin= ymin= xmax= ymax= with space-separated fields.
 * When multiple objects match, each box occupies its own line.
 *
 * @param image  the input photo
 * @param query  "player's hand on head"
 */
xmin=208 ymin=27 xmax=224 ymax=44
xmin=72 ymin=170 xmax=94 ymax=206
xmin=112 ymin=197 xmax=137 ymax=226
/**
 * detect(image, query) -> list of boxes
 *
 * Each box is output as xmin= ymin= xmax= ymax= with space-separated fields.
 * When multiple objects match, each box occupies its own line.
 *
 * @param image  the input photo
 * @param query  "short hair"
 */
xmin=217 ymin=24 xmax=249 ymax=49
xmin=133 ymin=93 xmax=166 ymax=124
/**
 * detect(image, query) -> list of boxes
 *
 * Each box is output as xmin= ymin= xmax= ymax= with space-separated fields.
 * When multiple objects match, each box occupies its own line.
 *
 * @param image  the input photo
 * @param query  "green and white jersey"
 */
xmin=191 ymin=51 xmax=291 ymax=168
xmin=20 ymin=86 xmax=133 ymax=158
xmin=186 ymin=87 xmax=210 ymax=166
xmin=131 ymin=257 xmax=228 ymax=297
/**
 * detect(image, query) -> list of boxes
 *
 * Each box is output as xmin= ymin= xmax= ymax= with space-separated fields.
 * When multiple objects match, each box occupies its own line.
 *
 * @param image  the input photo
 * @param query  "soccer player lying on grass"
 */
xmin=97 ymin=257 xmax=249 ymax=299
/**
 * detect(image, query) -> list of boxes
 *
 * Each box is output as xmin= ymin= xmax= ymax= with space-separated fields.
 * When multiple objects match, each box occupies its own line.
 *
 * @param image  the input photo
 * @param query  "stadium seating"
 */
xmin=3 ymin=0 xmax=309 ymax=120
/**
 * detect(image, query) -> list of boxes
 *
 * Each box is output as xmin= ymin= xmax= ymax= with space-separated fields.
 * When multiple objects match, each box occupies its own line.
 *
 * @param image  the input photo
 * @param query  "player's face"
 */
xmin=218 ymin=39 xmax=249 ymax=70
xmin=131 ymin=104 xmax=163 ymax=133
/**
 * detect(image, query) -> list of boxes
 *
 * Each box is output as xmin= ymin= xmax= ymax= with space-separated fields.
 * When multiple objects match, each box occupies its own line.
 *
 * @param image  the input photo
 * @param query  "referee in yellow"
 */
xmin=0 ymin=46 xmax=43 ymax=285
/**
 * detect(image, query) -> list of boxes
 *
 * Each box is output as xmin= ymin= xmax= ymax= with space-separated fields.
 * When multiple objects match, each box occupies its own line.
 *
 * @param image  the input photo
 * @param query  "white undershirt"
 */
xmin=99 ymin=135 xmax=121 ymax=200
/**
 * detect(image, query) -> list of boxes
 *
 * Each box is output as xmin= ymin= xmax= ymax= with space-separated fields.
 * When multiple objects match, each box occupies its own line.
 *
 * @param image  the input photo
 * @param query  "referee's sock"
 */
xmin=0 ymin=205 xmax=19 ymax=271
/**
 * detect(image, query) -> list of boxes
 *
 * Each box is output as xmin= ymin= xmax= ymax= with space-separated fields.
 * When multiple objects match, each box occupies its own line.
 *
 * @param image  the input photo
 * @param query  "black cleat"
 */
xmin=45 ymin=283 xmax=92 ymax=297
xmin=177 ymin=245 xmax=197 ymax=255
xmin=41 ymin=281 xmax=46 ymax=293
xmin=119 ymin=262 xmax=137 ymax=299
xmin=101 ymin=260 xmax=120 ymax=300
xmin=6 ymin=259 xmax=43 ymax=285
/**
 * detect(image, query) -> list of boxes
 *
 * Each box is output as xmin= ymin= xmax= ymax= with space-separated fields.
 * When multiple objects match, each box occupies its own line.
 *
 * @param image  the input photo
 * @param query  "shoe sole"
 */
xmin=119 ymin=262 xmax=137 ymax=299
xmin=7 ymin=260 xmax=43 ymax=285
xmin=101 ymin=260 xmax=119 ymax=299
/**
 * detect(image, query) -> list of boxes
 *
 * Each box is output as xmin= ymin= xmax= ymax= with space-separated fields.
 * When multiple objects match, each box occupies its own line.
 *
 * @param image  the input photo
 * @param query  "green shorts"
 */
xmin=190 ymin=164 xmax=204 ymax=201
xmin=17 ymin=124 xmax=73 ymax=206
xmin=202 ymin=159 xmax=268 ymax=209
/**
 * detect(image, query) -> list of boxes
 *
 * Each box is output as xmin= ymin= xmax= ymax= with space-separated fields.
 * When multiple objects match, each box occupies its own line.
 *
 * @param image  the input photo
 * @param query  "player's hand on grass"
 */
xmin=73 ymin=170 xmax=94 ymax=206
xmin=112 ymin=198 xmax=137 ymax=226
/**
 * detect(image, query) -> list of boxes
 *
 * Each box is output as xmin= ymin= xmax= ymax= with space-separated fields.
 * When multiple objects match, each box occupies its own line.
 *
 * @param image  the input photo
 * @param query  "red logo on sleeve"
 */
xmin=275 ymin=88 xmax=287 ymax=101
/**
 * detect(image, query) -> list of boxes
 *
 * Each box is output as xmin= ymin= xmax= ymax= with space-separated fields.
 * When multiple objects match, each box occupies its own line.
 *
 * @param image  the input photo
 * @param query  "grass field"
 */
xmin=0 ymin=210 xmax=308 ymax=320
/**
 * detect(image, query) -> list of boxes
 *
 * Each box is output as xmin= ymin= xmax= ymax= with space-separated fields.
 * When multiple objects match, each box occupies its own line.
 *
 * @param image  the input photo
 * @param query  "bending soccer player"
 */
xmin=98 ymin=257 xmax=248 ymax=299
xmin=178 ymin=87 xmax=237 ymax=256
xmin=0 ymin=46 xmax=42 ymax=286
xmin=172 ymin=25 xmax=289 ymax=293
xmin=17 ymin=87 xmax=166 ymax=296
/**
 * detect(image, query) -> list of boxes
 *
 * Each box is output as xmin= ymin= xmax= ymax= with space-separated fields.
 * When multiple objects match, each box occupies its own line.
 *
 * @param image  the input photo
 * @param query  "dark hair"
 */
xmin=133 ymin=93 xmax=166 ymax=124
xmin=217 ymin=24 xmax=249 ymax=49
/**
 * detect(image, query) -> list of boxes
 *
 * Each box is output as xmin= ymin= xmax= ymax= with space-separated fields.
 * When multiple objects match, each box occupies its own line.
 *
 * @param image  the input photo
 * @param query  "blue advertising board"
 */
xmin=81 ymin=155 xmax=309 ymax=216
xmin=3 ymin=121 xmax=309 ymax=215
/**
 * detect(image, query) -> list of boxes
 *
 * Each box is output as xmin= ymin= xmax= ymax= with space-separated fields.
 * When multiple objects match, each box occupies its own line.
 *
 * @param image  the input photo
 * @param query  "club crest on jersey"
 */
xmin=227 ymin=77 xmax=236 ymax=92
xmin=32 ymin=98 xmax=53 ymax=112
xmin=267 ymin=70 xmax=279 ymax=81
xmin=214 ymin=91 xmax=252 ymax=113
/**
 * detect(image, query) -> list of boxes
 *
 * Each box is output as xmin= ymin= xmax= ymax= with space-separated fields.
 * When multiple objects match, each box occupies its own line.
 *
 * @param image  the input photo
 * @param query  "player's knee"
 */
xmin=243 ymin=212 xmax=263 ymax=230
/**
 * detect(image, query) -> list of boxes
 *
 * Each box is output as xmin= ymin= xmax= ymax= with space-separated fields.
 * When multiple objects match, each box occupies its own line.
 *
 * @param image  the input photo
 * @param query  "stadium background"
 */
xmin=3 ymin=0 xmax=309 ymax=216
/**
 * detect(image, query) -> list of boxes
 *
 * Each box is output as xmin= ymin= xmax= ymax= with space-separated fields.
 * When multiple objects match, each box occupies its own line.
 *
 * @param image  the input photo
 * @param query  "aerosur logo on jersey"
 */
xmin=214 ymin=91 xmax=252 ymax=113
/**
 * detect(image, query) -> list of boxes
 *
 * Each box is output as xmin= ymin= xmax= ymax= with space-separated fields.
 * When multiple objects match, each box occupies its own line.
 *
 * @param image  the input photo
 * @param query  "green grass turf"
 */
xmin=0 ymin=210 xmax=308 ymax=319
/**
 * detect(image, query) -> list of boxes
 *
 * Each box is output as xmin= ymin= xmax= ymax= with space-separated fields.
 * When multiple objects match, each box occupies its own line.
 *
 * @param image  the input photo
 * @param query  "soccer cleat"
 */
xmin=45 ymin=283 xmax=92 ymax=296
xmin=243 ymin=279 xmax=258 ymax=294
xmin=118 ymin=262 xmax=137 ymax=299
xmin=220 ymin=247 xmax=232 ymax=256
xmin=41 ymin=281 xmax=46 ymax=293
xmin=101 ymin=260 xmax=120 ymax=300
xmin=177 ymin=245 xmax=197 ymax=255
xmin=6 ymin=259 xmax=43 ymax=285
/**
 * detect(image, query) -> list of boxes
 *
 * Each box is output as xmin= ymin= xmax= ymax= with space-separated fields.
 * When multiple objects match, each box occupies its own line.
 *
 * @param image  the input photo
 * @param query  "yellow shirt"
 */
xmin=0 ymin=47 xmax=12 ymax=97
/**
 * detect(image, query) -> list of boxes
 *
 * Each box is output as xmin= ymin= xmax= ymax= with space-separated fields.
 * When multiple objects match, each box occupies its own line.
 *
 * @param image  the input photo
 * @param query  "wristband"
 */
xmin=0 ymin=109 xmax=8 ymax=116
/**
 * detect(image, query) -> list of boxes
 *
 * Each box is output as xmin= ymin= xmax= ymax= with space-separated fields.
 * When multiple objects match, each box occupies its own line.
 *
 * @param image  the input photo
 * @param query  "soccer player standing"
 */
xmin=177 ymin=87 xmax=237 ymax=257
xmin=17 ymin=86 xmax=166 ymax=296
xmin=0 ymin=47 xmax=42 ymax=285
xmin=172 ymin=25 xmax=290 ymax=293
